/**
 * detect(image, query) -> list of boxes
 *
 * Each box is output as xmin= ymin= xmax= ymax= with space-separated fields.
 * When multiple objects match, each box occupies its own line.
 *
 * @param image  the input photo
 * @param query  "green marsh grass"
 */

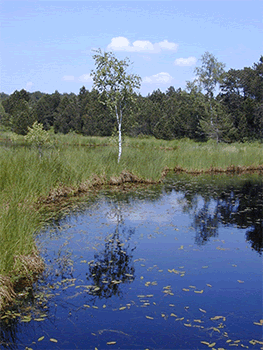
xmin=0 ymin=132 xmax=262 ymax=283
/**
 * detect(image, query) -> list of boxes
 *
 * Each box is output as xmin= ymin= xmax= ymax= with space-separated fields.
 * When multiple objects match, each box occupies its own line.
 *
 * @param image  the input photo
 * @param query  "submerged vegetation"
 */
xmin=0 ymin=131 xmax=262 ymax=310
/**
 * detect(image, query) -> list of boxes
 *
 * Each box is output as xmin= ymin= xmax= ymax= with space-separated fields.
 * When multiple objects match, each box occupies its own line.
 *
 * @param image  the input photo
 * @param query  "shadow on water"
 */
xmin=0 ymin=173 xmax=262 ymax=349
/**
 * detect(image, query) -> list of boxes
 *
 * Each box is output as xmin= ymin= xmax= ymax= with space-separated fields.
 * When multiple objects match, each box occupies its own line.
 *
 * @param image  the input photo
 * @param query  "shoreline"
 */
xmin=1 ymin=166 xmax=262 ymax=312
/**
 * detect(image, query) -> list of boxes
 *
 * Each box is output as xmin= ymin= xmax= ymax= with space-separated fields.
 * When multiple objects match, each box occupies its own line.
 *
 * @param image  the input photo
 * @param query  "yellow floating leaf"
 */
xmin=175 ymin=317 xmax=184 ymax=321
xmin=92 ymin=306 xmax=98 ymax=309
xmin=201 ymin=341 xmax=210 ymax=345
xmin=180 ymin=274 xmax=185 ymax=277
xmin=189 ymin=285 xmax=196 ymax=289
xmin=184 ymin=323 xmax=191 ymax=327
xmin=226 ymin=340 xmax=232 ymax=343
xmin=168 ymin=269 xmax=173 ymax=273
xmin=179 ymin=245 xmax=184 ymax=250
xmin=146 ymin=316 xmax=154 ymax=320
xmin=84 ymin=304 xmax=90 ymax=308
xmin=34 ymin=318 xmax=45 ymax=322
xmin=194 ymin=319 xmax=203 ymax=323
xmin=140 ymin=276 xmax=144 ymax=280
xmin=237 ymin=280 xmax=244 ymax=283
xmin=210 ymin=316 xmax=226 ymax=321
xmin=206 ymin=284 xmax=212 ymax=287
xmin=161 ymin=313 xmax=166 ymax=318
xmin=50 ymin=338 xmax=58 ymax=343
xmin=182 ymin=288 xmax=190 ymax=292
xmin=213 ymin=327 xmax=220 ymax=333
xmin=103 ymin=304 xmax=106 ymax=308
xmin=107 ymin=341 xmax=116 ymax=345
xmin=170 ymin=313 xmax=177 ymax=317
xmin=260 ymin=319 xmax=263 ymax=324
xmin=169 ymin=304 xmax=175 ymax=307
xmin=199 ymin=308 xmax=206 ymax=313
xmin=194 ymin=290 xmax=203 ymax=294
xmin=137 ymin=295 xmax=145 ymax=298
xmin=119 ymin=307 xmax=126 ymax=311
xmin=234 ymin=340 xmax=240 ymax=343
xmin=254 ymin=340 xmax=263 ymax=345
xmin=253 ymin=322 xmax=263 ymax=326
xmin=209 ymin=343 xmax=216 ymax=347
xmin=146 ymin=294 xmax=154 ymax=297
xmin=38 ymin=336 xmax=44 ymax=342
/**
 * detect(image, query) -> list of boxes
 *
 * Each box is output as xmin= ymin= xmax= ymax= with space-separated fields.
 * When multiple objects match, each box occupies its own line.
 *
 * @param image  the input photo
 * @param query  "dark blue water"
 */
xmin=1 ymin=174 xmax=262 ymax=350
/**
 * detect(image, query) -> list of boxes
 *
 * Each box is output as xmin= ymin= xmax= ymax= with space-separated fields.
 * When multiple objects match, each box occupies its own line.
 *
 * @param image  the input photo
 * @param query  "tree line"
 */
xmin=0 ymin=53 xmax=262 ymax=143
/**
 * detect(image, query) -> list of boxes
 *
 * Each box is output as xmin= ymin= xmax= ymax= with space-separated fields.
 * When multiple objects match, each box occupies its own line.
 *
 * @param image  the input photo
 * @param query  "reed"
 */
xmin=0 ymin=132 xmax=262 ymax=282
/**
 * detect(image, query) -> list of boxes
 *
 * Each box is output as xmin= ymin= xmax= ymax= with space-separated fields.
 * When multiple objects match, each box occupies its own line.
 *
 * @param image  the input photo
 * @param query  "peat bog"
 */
xmin=0 ymin=173 xmax=262 ymax=350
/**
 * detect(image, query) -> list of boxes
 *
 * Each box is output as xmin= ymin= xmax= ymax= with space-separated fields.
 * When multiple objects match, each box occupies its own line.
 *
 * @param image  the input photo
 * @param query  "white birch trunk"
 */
xmin=118 ymin=122 xmax=122 ymax=163
xmin=116 ymin=104 xmax=122 ymax=163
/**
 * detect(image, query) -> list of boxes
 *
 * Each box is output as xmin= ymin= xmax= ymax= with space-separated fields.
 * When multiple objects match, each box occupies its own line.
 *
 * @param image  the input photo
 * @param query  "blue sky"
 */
xmin=0 ymin=1 xmax=262 ymax=96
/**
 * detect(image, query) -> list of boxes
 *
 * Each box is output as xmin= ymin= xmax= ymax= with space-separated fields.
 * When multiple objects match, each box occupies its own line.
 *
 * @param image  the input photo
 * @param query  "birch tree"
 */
xmin=91 ymin=49 xmax=141 ymax=163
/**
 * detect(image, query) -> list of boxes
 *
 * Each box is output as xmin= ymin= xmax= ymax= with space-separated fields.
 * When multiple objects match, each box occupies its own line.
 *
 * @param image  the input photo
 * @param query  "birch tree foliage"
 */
xmin=194 ymin=52 xmax=226 ymax=99
xmin=91 ymin=49 xmax=141 ymax=163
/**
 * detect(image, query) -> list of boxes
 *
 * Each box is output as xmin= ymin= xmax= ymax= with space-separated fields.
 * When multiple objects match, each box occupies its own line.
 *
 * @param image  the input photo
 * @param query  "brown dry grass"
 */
xmin=0 ymin=250 xmax=44 ymax=311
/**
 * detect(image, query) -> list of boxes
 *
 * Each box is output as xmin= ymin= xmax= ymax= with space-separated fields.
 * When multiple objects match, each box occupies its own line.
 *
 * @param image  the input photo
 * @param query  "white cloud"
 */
xmin=157 ymin=40 xmax=178 ymax=51
xmin=25 ymin=81 xmax=33 ymax=90
xmin=107 ymin=37 xmax=178 ymax=53
xmin=79 ymin=74 xmax=93 ymax=83
xmin=143 ymin=72 xmax=173 ymax=84
xmin=174 ymin=56 xmax=197 ymax=66
xmin=63 ymin=75 xmax=75 ymax=81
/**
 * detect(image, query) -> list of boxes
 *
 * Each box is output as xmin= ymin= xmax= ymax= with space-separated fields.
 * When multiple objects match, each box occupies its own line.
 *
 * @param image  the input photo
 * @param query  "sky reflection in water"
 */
xmin=0 ymin=174 xmax=262 ymax=350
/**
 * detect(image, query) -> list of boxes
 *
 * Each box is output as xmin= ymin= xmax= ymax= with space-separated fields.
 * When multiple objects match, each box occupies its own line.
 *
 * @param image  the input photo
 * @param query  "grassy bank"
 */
xmin=0 ymin=132 xmax=262 ymax=309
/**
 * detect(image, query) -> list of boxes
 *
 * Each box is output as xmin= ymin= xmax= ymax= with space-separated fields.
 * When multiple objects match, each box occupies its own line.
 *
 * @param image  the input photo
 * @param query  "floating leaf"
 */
xmin=184 ymin=323 xmax=191 ymax=327
xmin=189 ymin=285 xmax=196 ymax=289
xmin=206 ymin=284 xmax=212 ymax=287
xmin=213 ymin=327 xmax=220 ymax=333
xmin=38 ymin=336 xmax=44 ymax=342
xmin=103 ymin=304 xmax=106 ymax=308
xmin=199 ymin=308 xmax=206 ymax=313
xmin=209 ymin=342 xmax=216 ymax=347
xmin=194 ymin=319 xmax=203 ymax=323
xmin=253 ymin=322 xmax=263 ymax=326
xmin=182 ymin=288 xmax=190 ymax=292
xmin=226 ymin=340 xmax=232 ymax=343
xmin=119 ymin=307 xmax=126 ymax=311
xmin=179 ymin=245 xmax=184 ymax=250
xmin=50 ymin=338 xmax=58 ymax=343
xmin=170 ymin=313 xmax=177 ymax=317
xmin=211 ymin=316 xmax=226 ymax=321
xmin=107 ymin=341 xmax=116 ymax=345
xmin=201 ymin=341 xmax=210 ymax=346
xmin=202 ymin=266 xmax=208 ymax=268
xmin=146 ymin=316 xmax=154 ymax=320
xmin=194 ymin=290 xmax=203 ymax=294
xmin=34 ymin=318 xmax=45 ymax=322
xmin=237 ymin=280 xmax=244 ymax=283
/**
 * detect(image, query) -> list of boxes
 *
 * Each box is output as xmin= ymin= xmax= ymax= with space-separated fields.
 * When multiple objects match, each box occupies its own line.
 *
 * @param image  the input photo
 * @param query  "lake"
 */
xmin=0 ymin=173 xmax=262 ymax=350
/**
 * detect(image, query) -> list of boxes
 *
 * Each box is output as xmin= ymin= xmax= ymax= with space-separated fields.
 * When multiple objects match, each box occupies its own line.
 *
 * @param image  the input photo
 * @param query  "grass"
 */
xmin=0 ymin=131 xmax=262 ymax=309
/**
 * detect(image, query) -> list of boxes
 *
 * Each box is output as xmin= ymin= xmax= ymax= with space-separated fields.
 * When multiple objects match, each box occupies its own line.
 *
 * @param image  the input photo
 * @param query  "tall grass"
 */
xmin=0 ymin=133 xmax=262 ymax=278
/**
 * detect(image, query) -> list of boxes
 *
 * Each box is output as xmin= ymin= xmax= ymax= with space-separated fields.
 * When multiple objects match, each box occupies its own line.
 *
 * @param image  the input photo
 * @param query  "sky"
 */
xmin=0 ymin=1 xmax=262 ymax=96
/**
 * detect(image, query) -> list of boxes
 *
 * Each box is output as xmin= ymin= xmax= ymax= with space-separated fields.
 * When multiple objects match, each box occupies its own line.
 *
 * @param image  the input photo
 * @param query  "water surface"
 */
xmin=1 ymin=174 xmax=262 ymax=349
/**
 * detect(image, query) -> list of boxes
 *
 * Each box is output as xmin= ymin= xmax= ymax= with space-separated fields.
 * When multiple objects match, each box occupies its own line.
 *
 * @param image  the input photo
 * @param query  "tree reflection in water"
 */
xmin=86 ymin=203 xmax=136 ymax=299
xmin=164 ymin=175 xmax=263 ymax=253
